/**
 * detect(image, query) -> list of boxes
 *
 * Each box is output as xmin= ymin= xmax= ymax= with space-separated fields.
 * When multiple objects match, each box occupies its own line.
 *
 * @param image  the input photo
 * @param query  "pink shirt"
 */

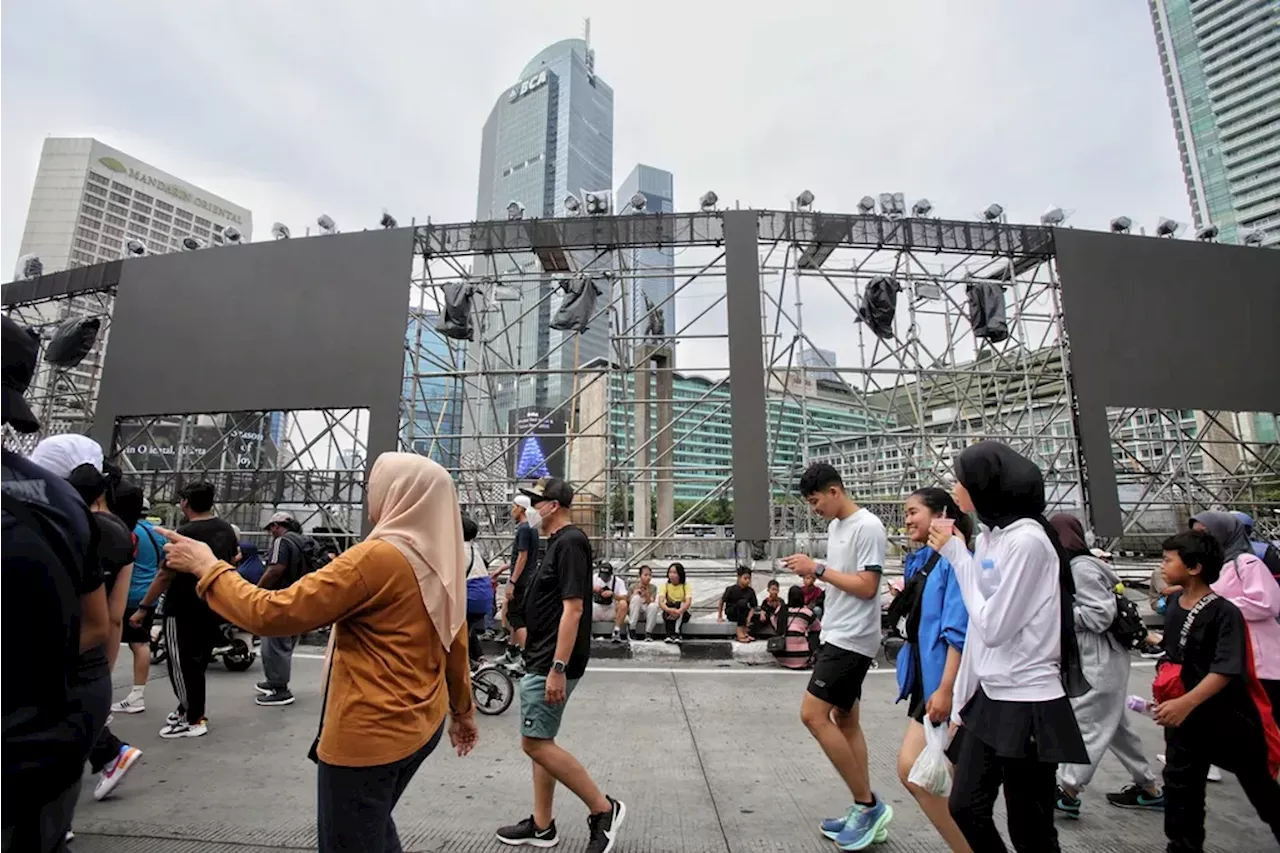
xmin=1212 ymin=553 xmax=1280 ymax=680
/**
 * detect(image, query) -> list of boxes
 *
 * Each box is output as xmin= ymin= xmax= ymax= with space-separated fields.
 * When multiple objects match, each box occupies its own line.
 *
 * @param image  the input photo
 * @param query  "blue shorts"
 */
xmin=519 ymin=673 xmax=580 ymax=740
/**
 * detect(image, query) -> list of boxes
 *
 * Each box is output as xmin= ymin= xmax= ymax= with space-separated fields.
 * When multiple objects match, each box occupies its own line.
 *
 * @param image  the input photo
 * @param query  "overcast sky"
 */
xmin=2 ymin=0 xmax=1190 ymax=277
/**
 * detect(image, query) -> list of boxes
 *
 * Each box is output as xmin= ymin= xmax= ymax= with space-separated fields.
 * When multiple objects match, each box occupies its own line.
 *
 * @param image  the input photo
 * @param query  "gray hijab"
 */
xmin=1190 ymin=511 xmax=1253 ymax=562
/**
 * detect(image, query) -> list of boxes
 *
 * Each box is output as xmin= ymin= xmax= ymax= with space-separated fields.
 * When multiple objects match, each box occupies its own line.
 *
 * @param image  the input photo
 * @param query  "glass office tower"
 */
xmin=617 ymin=164 xmax=676 ymax=345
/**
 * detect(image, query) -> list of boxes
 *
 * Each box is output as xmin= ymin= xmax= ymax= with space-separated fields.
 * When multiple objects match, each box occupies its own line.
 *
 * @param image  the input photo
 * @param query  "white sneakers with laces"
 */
xmin=93 ymin=744 xmax=142 ymax=800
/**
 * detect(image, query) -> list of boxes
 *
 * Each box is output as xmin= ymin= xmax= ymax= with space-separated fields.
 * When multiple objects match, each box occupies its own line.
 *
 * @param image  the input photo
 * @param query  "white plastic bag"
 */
xmin=908 ymin=721 xmax=953 ymax=796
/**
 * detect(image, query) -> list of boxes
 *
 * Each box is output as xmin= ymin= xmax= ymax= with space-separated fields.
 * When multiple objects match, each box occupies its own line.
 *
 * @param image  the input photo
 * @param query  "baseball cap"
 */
xmin=264 ymin=510 xmax=296 ymax=529
xmin=512 ymin=494 xmax=533 ymax=512
xmin=29 ymin=434 xmax=105 ymax=478
xmin=520 ymin=477 xmax=574 ymax=508
xmin=2 ymin=315 xmax=41 ymax=434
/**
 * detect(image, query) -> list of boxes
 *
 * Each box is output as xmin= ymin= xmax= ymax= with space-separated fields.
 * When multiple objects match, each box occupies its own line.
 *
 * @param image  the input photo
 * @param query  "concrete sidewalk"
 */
xmin=69 ymin=656 xmax=1272 ymax=852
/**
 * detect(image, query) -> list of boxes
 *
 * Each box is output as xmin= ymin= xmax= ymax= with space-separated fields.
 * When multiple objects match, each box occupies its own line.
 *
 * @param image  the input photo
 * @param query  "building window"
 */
xmin=133 ymin=191 xmax=153 ymax=204
xmin=82 ymin=194 xmax=105 ymax=209
xmin=71 ymin=249 xmax=95 ymax=265
xmin=150 ymin=229 xmax=168 ymax=243
xmin=101 ymin=224 xmax=124 ymax=239
xmin=109 ymin=182 xmax=132 ymax=195
xmin=84 ymin=183 xmax=109 ymax=198
xmin=74 ymin=238 xmax=96 ymax=252
xmin=194 ymin=216 xmax=211 ymax=228
xmin=213 ymin=223 xmax=224 ymax=233
xmin=110 ymin=192 xmax=131 ymax=205
xmin=153 ymin=211 xmax=172 ymax=224
xmin=75 ymin=227 xmax=99 ymax=243
xmin=87 ymin=172 xmax=110 ymax=187
xmin=155 ymin=199 xmax=174 ymax=212
xmin=129 ymin=211 xmax=150 ymax=226
xmin=211 ymin=233 xmax=224 ymax=244
xmin=104 ymin=213 xmax=127 ymax=228
xmin=175 ymin=208 xmax=193 ymax=221
xmin=107 ymin=203 xmax=128 ymax=218
xmin=96 ymin=254 xmax=117 ymax=264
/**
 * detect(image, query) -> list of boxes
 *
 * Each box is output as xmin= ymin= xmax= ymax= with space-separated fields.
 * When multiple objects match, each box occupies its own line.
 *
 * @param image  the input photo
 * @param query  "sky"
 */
xmin=2 ymin=0 xmax=1191 ymax=281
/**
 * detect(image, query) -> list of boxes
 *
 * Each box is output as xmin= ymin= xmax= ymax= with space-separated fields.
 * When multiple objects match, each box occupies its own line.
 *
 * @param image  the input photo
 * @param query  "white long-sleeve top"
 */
xmin=942 ymin=518 xmax=1064 ymax=722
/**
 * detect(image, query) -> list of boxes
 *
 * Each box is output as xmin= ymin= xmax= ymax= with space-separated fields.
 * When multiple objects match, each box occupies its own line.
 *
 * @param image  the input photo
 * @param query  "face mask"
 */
xmin=526 ymin=508 xmax=543 ymax=530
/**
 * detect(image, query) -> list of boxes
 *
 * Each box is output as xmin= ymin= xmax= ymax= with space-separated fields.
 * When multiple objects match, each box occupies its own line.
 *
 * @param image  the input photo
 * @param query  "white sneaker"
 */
xmin=166 ymin=709 xmax=183 ymax=726
xmin=112 ymin=695 xmax=146 ymax=714
xmin=1207 ymin=765 xmax=1223 ymax=782
xmin=159 ymin=718 xmax=207 ymax=739
xmin=94 ymin=745 xmax=142 ymax=800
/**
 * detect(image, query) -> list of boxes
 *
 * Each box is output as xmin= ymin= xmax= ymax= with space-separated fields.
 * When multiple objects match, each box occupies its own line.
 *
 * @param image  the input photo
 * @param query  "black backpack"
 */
xmin=1109 ymin=590 xmax=1147 ymax=650
xmin=284 ymin=531 xmax=328 ymax=577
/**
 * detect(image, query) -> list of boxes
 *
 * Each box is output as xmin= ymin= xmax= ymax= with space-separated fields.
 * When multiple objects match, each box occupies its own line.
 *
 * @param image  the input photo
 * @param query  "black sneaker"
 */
xmin=255 ymin=689 xmax=295 ymax=706
xmin=495 ymin=816 xmax=558 ymax=848
xmin=585 ymin=797 xmax=626 ymax=853
xmin=254 ymin=681 xmax=273 ymax=696
xmin=1106 ymin=784 xmax=1164 ymax=811
xmin=1054 ymin=785 xmax=1081 ymax=819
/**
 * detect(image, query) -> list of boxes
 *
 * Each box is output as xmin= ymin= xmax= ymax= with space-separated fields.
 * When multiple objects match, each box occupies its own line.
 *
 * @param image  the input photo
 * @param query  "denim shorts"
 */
xmin=519 ymin=673 xmax=580 ymax=740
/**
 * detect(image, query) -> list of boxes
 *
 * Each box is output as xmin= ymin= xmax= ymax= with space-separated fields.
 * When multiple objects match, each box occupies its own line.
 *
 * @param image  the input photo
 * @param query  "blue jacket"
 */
xmin=895 ymin=547 xmax=969 ymax=705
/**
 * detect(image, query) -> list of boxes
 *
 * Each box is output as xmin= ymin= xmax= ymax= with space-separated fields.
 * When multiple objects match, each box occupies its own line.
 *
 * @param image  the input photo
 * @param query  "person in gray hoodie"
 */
xmin=1049 ymin=514 xmax=1164 ymax=819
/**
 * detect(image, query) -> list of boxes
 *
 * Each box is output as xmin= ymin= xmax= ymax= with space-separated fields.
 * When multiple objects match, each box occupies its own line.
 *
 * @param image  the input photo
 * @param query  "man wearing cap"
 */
xmin=253 ymin=511 xmax=306 ymax=707
xmin=496 ymin=479 xmax=626 ymax=853
xmin=2 ymin=316 xmax=108 ymax=849
xmin=500 ymin=494 xmax=540 ymax=670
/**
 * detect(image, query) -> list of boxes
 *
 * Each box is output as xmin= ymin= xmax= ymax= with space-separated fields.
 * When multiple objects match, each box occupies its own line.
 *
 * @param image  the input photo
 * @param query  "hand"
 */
xmin=717 ymin=613 xmax=725 ymax=623
xmin=504 ymin=583 xmax=515 ymax=602
xmin=1154 ymin=696 xmax=1193 ymax=728
xmin=129 ymin=608 xmax=147 ymax=629
xmin=545 ymin=670 xmax=567 ymax=705
xmin=600 ymin=590 xmax=612 ymax=600
xmin=155 ymin=528 xmax=218 ymax=576
xmin=449 ymin=712 xmax=479 ymax=757
xmin=927 ymin=525 xmax=958 ymax=553
xmin=783 ymin=554 xmax=817 ymax=577
xmin=925 ymin=688 xmax=953 ymax=724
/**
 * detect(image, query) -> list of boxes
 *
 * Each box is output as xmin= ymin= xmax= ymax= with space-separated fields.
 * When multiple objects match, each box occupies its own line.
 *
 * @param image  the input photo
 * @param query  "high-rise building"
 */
xmin=617 ymin=164 xmax=676 ymax=342
xmin=473 ymin=38 xmax=615 ymax=423
xmin=403 ymin=310 xmax=463 ymax=469
xmin=799 ymin=347 xmax=839 ymax=383
xmin=15 ymin=137 xmax=252 ymax=274
xmin=1149 ymin=0 xmax=1280 ymax=246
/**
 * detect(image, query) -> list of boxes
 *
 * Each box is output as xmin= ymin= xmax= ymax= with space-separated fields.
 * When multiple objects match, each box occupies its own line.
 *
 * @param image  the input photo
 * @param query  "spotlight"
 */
xmin=699 ymin=191 xmax=719 ymax=211
xmin=506 ymin=200 xmax=525 ymax=221
xmin=223 ymin=226 xmax=242 ymax=244
xmin=564 ymin=194 xmax=581 ymax=215
xmin=1040 ymin=206 xmax=1067 ymax=226
xmin=125 ymin=239 xmax=148 ymax=257
xmin=317 ymin=214 xmax=337 ymax=234
xmin=584 ymin=191 xmax=610 ymax=215
xmin=982 ymin=203 xmax=1004 ymax=222
xmin=1155 ymin=217 xmax=1182 ymax=238
xmin=628 ymin=191 xmax=647 ymax=212
xmin=1242 ymin=228 xmax=1266 ymax=246
xmin=857 ymin=195 xmax=877 ymax=214
xmin=1109 ymin=216 xmax=1132 ymax=234
xmin=380 ymin=210 xmax=397 ymax=229
xmin=181 ymin=236 xmax=204 ymax=251
xmin=15 ymin=254 xmax=43 ymax=279
xmin=271 ymin=222 xmax=291 ymax=240
xmin=795 ymin=189 xmax=815 ymax=210
xmin=878 ymin=192 xmax=905 ymax=218
xmin=911 ymin=198 xmax=934 ymax=218
xmin=1194 ymin=223 xmax=1219 ymax=241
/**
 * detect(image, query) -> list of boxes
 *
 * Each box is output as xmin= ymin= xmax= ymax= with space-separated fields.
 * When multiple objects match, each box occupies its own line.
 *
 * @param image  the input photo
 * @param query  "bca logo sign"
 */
xmin=508 ymin=70 xmax=549 ymax=102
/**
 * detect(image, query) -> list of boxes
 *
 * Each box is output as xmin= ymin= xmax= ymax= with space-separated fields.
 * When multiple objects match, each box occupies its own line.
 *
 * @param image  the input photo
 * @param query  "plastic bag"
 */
xmin=907 ymin=722 xmax=952 ymax=796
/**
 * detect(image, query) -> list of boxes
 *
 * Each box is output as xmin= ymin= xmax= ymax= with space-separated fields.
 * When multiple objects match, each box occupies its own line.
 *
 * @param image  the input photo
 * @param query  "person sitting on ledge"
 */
xmin=719 ymin=566 xmax=760 ymax=644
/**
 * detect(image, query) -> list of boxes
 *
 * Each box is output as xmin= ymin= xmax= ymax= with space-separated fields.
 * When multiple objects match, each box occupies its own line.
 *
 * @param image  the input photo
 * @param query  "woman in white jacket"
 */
xmin=1048 ymin=513 xmax=1163 ymax=819
xmin=927 ymin=442 xmax=1087 ymax=853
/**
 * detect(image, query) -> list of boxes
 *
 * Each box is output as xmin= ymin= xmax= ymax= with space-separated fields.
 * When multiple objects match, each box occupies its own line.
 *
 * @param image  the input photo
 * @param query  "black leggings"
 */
xmin=165 ymin=610 xmax=214 ymax=723
xmin=725 ymin=601 xmax=752 ymax=627
xmin=1163 ymin=725 xmax=1280 ymax=852
xmin=316 ymin=724 xmax=443 ymax=853
xmin=664 ymin=610 xmax=691 ymax=637
xmin=466 ymin=613 xmax=485 ymax=663
xmin=948 ymin=727 xmax=1060 ymax=853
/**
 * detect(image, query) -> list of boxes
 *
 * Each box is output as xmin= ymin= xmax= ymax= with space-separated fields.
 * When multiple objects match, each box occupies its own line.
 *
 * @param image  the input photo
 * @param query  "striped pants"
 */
xmin=164 ymin=608 xmax=215 ymax=723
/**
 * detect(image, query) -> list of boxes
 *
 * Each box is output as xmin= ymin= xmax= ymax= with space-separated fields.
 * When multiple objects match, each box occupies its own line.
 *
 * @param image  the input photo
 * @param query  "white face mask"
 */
xmin=525 ymin=508 xmax=543 ymax=530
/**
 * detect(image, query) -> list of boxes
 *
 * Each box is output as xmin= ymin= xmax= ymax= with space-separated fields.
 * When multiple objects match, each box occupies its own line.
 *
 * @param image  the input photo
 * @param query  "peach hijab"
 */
xmin=366 ymin=452 xmax=467 ymax=650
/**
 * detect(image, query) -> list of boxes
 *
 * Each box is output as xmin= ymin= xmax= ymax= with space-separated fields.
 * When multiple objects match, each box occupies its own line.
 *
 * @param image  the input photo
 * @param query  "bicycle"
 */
xmin=470 ymin=659 xmax=515 ymax=716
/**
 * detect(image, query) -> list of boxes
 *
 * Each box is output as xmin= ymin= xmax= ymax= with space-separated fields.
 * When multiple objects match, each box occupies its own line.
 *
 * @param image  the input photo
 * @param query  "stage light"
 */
xmin=125 ymin=239 xmax=148 ymax=257
xmin=380 ymin=210 xmax=397 ymax=229
xmin=857 ymin=196 xmax=877 ymax=214
xmin=1040 ymin=206 xmax=1067 ymax=226
xmin=15 ymin=254 xmax=43 ymax=279
xmin=1109 ymin=216 xmax=1132 ymax=234
xmin=1156 ymin=217 xmax=1182 ymax=238
xmin=795 ymin=189 xmax=815 ymax=210
xmin=878 ymin=193 xmax=905 ymax=218
xmin=1195 ymin=223 xmax=1219 ymax=241
xmin=564 ymin=194 xmax=582 ymax=215
xmin=181 ymin=236 xmax=204 ymax=251
xmin=628 ymin=192 xmax=647 ymax=212
xmin=911 ymin=198 xmax=933 ymax=218
xmin=982 ymin=203 xmax=1004 ymax=222
xmin=584 ymin=191 xmax=610 ymax=215
xmin=1242 ymin=228 xmax=1266 ymax=246
xmin=317 ymin=214 xmax=337 ymax=235
xmin=223 ymin=226 xmax=242 ymax=244
xmin=506 ymin=200 xmax=525 ymax=221
xmin=699 ymin=191 xmax=718 ymax=211
xmin=271 ymin=222 xmax=291 ymax=240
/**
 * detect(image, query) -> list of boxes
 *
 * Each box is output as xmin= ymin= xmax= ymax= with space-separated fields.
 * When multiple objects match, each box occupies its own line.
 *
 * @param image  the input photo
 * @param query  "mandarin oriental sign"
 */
xmin=97 ymin=156 xmax=245 ymax=226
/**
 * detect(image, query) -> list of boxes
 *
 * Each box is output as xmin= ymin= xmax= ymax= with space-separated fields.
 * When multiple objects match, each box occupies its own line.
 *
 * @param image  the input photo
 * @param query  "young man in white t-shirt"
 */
xmin=782 ymin=462 xmax=892 ymax=851
xmin=591 ymin=563 xmax=630 ymax=644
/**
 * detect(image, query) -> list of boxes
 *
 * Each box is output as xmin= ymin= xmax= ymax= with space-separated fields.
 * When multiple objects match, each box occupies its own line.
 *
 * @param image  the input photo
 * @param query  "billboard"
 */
xmin=508 ymin=408 xmax=567 ymax=481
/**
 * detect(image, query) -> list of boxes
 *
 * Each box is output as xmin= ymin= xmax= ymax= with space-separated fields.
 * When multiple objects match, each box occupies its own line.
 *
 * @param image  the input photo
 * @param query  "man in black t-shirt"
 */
xmin=254 ymin=511 xmax=306 ymax=707
xmin=501 ymin=495 xmax=540 ymax=670
xmin=133 ymin=480 xmax=238 ymax=739
xmin=718 ymin=566 xmax=760 ymax=644
xmin=496 ymin=479 xmax=626 ymax=853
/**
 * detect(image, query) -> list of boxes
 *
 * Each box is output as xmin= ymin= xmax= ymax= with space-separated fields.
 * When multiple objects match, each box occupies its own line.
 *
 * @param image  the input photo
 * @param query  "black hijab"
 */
xmin=954 ymin=442 xmax=1091 ymax=698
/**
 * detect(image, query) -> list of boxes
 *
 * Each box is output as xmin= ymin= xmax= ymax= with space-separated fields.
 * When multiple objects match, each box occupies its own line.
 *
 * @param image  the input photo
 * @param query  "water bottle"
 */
xmin=1126 ymin=695 xmax=1155 ymax=717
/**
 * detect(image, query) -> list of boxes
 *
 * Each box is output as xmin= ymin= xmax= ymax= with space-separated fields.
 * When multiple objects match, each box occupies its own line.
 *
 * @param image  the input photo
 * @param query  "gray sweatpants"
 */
xmin=262 ymin=635 xmax=298 ymax=690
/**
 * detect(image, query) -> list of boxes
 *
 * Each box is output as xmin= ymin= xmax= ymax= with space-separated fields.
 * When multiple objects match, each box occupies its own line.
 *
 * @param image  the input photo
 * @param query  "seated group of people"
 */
xmin=590 ymin=562 xmax=697 ymax=644
xmin=716 ymin=567 xmax=825 ymax=666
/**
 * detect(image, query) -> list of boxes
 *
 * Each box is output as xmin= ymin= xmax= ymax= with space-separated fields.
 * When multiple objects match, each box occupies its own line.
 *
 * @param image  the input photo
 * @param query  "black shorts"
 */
xmin=507 ymin=586 xmax=528 ymax=630
xmin=806 ymin=643 xmax=874 ymax=712
xmin=121 ymin=606 xmax=153 ymax=645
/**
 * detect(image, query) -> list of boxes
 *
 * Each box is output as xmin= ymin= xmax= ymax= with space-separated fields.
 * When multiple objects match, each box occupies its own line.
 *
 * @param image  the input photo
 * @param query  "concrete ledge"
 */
xmin=730 ymin=640 xmax=776 ymax=666
xmin=590 ymin=617 xmax=737 ymax=638
xmin=630 ymin=639 xmax=683 ymax=661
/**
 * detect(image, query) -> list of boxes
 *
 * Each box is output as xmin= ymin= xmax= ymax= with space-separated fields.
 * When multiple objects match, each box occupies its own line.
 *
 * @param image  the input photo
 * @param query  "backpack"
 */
xmin=1108 ymin=588 xmax=1147 ymax=650
xmin=284 ymin=531 xmax=328 ymax=577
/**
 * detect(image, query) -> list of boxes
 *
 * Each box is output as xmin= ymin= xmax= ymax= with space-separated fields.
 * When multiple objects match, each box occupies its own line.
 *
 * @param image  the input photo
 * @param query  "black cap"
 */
xmin=2 ymin=315 xmax=41 ymax=434
xmin=520 ymin=477 xmax=574 ymax=508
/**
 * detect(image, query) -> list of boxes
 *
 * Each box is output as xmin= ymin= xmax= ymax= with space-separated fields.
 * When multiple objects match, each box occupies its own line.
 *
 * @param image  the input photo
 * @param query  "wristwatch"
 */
xmin=552 ymin=660 xmax=567 ymax=674
xmin=814 ymin=561 xmax=827 ymax=578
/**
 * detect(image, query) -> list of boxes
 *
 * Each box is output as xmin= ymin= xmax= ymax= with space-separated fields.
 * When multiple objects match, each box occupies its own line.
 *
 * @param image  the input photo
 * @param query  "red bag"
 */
xmin=1151 ymin=594 xmax=1217 ymax=704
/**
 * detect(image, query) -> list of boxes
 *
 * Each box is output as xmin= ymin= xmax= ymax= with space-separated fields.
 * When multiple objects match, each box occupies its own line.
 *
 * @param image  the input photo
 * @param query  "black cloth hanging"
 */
xmin=550 ymin=276 xmax=601 ymax=334
xmin=435 ymin=283 xmax=476 ymax=341
xmin=858 ymin=276 xmax=900 ymax=340
xmin=967 ymin=281 xmax=1009 ymax=343
xmin=43 ymin=317 xmax=102 ymax=368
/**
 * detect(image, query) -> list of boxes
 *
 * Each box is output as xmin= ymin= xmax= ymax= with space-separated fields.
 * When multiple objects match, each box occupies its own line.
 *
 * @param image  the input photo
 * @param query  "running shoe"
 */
xmin=159 ymin=717 xmax=208 ymax=738
xmin=610 ymin=630 xmax=623 ymax=645
xmin=833 ymin=798 xmax=892 ymax=851
xmin=166 ymin=709 xmax=184 ymax=726
xmin=1055 ymin=786 xmax=1082 ymax=819
xmin=1106 ymin=784 xmax=1165 ymax=811
xmin=663 ymin=636 xmax=675 ymax=644
xmin=1208 ymin=764 xmax=1223 ymax=782
xmin=495 ymin=816 xmax=559 ymax=847
xmin=820 ymin=804 xmax=889 ymax=844
xmin=111 ymin=695 xmax=146 ymax=714
xmin=254 ymin=681 xmax=273 ymax=696
xmin=256 ymin=689 xmax=295 ymax=707
xmin=584 ymin=796 xmax=625 ymax=853
xmin=93 ymin=744 xmax=142 ymax=800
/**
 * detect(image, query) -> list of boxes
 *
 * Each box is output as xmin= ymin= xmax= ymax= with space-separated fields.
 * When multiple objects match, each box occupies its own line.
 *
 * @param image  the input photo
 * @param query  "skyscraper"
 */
xmin=617 ymin=164 xmax=676 ymax=344
xmin=800 ymin=347 xmax=839 ymax=383
xmin=403 ymin=310 xmax=462 ymax=469
xmin=473 ymin=37 xmax=615 ymax=424
xmin=1149 ymin=0 xmax=1280 ymax=246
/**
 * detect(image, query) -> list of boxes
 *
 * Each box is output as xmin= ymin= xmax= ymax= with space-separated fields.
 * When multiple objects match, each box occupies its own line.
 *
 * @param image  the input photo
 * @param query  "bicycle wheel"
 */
xmin=472 ymin=666 xmax=514 ymax=716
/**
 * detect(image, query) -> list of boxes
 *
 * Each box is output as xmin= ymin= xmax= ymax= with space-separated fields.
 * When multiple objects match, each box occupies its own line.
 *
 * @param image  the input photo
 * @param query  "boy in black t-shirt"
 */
xmin=1155 ymin=530 xmax=1280 ymax=852
xmin=718 ymin=566 xmax=759 ymax=643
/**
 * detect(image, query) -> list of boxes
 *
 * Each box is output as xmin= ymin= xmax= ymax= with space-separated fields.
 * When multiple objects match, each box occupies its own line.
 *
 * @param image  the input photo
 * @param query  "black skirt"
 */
xmin=906 ymin=644 xmax=927 ymax=722
xmin=947 ymin=688 xmax=1087 ymax=764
